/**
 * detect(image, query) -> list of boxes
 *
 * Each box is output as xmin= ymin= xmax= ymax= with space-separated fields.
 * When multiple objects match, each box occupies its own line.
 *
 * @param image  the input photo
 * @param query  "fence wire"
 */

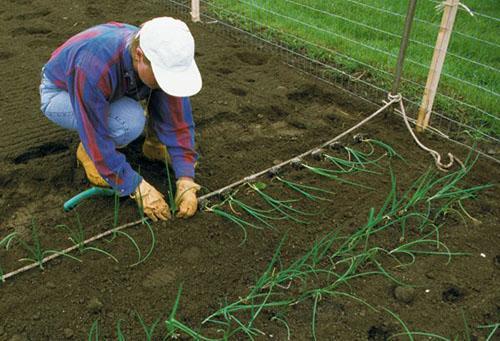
xmin=164 ymin=0 xmax=499 ymax=162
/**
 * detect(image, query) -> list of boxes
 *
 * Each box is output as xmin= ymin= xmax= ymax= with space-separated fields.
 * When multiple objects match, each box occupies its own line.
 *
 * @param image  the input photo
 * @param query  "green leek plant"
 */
xmin=302 ymin=163 xmax=374 ymax=190
xmin=0 ymin=232 xmax=17 ymax=282
xmin=17 ymin=220 xmax=81 ymax=270
xmin=361 ymin=138 xmax=404 ymax=160
xmin=323 ymin=153 xmax=382 ymax=174
xmin=206 ymin=194 xmax=264 ymax=245
xmin=228 ymin=195 xmax=286 ymax=229
xmin=129 ymin=218 xmax=156 ymax=267
xmin=55 ymin=214 xmax=118 ymax=263
xmin=88 ymin=319 xmax=99 ymax=341
xmin=477 ymin=323 xmax=499 ymax=341
xmin=116 ymin=319 xmax=126 ymax=341
xmin=117 ymin=190 xmax=157 ymax=267
xmin=165 ymin=283 xmax=215 ymax=340
xmin=276 ymin=176 xmax=334 ymax=202
xmin=135 ymin=311 xmax=162 ymax=341
xmin=384 ymin=308 xmax=450 ymax=341
xmin=165 ymin=156 xmax=177 ymax=217
xmin=248 ymin=182 xmax=316 ymax=224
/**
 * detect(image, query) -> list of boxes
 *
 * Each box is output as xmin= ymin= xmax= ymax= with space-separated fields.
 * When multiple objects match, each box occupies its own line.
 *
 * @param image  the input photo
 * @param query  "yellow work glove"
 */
xmin=132 ymin=179 xmax=171 ymax=222
xmin=175 ymin=178 xmax=201 ymax=218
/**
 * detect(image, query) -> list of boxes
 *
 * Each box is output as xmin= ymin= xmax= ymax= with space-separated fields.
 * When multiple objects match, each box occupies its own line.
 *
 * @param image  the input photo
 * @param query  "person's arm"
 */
xmin=147 ymin=91 xmax=198 ymax=179
xmin=67 ymin=53 xmax=142 ymax=196
xmin=148 ymin=91 xmax=200 ymax=218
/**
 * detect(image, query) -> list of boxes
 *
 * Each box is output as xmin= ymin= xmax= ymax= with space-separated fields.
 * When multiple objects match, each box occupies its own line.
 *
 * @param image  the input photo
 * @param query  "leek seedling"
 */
xmin=384 ymin=307 xmax=414 ymax=341
xmin=276 ymin=176 xmax=334 ymax=201
xmin=362 ymin=138 xmax=405 ymax=160
xmin=271 ymin=315 xmax=291 ymax=341
xmin=0 ymin=232 xmax=17 ymax=283
xmin=165 ymin=157 xmax=177 ymax=217
xmin=206 ymin=193 xmax=271 ymax=244
xmin=135 ymin=311 xmax=162 ymax=341
xmin=113 ymin=191 xmax=120 ymax=228
xmin=18 ymin=220 xmax=81 ymax=269
xmin=323 ymin=153 xmax=381 ymax=174
xmin=88 ymin=319 xmax=99 ymax=341
xmin=110 ymin=197 xmax=157 ymax=267
xmin=386 ymin=307 xmax=450 ymax=340
xmin=302 ymin=164 xmax=374 ymax=190
xmin=55 ymin=214 xmax=118 ymax=263
xmin=477 ymin=323 xmax=499 ymax=341
xmin=344 ymin=145 xmax=384 ymax=169
xmin=228 ymin=196 xmax=285 ymax=229
xmin=129 ymin=218 xmax=156 ymax=267
xmin=116 ymin=319 xmax=126 ymax=341
xmin=0 ymin=232 xmax=16 ymax=249
xmin=248 ymin=183 xmax=315 ymax=224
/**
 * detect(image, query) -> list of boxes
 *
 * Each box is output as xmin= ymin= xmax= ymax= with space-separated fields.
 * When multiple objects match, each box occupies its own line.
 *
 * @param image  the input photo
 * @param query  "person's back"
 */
xmin=44 ymin=22 xmax=136 ymax=100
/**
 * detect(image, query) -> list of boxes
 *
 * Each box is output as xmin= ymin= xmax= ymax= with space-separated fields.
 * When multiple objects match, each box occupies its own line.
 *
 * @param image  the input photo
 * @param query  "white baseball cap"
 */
xmin=138 ymin=17 xmax=202 ymax=97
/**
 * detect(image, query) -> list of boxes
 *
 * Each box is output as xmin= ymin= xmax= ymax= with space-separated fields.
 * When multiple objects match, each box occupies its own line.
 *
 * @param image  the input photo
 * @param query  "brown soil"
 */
xmin=0 ymin=1 xmax=499 ymax=340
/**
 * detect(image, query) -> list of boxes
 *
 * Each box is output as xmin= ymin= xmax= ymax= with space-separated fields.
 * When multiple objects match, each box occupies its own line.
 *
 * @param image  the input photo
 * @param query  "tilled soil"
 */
xmin=0 ymin=0 xmax=499 ymax=340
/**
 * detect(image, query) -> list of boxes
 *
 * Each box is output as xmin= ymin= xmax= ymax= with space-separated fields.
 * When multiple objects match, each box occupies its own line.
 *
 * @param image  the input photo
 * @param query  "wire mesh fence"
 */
xmin=164 ymin=0 xmax=499 ymax=162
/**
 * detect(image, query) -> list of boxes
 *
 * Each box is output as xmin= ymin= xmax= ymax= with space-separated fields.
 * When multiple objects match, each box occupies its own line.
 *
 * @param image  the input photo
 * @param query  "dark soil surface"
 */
xmin=0 ymin=1 xmax=499 ymax=340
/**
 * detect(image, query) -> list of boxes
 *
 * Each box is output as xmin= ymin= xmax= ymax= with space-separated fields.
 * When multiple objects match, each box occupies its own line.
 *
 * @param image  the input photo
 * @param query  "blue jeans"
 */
xmin=39 ymin=73 xmax=146 ymax=147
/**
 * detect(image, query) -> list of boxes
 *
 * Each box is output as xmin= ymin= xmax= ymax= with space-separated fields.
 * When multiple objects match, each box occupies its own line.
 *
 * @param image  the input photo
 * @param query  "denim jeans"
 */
xmin=39 ymin=72 xmax=146 ymax=147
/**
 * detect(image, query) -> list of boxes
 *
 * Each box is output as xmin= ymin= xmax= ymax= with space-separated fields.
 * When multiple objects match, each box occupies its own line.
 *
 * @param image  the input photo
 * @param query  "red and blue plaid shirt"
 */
xmin=43 ymin=22 xmax=198 ymax=196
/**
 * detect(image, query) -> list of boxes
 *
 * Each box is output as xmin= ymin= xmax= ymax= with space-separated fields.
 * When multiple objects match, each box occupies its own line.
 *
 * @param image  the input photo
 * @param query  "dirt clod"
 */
xmin=87 ymin=298 xmax=103 ymax=313
xmin=394 ymin=286 xmax=416 ymax=304
xmin=63 ymin=328 xmax=73 ymax=339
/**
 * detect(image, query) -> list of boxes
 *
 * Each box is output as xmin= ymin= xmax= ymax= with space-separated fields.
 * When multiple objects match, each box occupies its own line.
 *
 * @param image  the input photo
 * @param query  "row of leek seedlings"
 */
xmin=205 ymin=139 xmax=405 ymax=237
xmin=200 ymin=204 xmax=454 ymax=340
xmin=87 ymin=180 xmax=480 ymax=340
xmin=392 ymin=153 xmax=491 ymax=233
xmin=321 ymin=138 xmax=404 ymax=175
xmin=203 ymin=162 xmax=490 ymax=339
xmin=182 ymin=153 xmax=488 ymax=338
xmin=1 ymin=195 xmax=157 ymax=281
xmin=90 ymin=151 xmax=489 ymax=339
xmin=206 ymin=182 xmax=322 ymax=244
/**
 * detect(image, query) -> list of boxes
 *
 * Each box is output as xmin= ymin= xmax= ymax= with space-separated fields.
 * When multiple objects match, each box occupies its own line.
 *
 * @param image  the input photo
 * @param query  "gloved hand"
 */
xmin=132 ymin=179 xmax=171 ymax=222
xmin=175 ymin=177 xmax=201 ymax=218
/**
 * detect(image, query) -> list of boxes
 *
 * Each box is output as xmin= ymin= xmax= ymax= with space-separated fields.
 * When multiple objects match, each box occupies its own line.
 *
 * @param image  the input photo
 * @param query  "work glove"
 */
xmin=175 ymin=178 xmax=201 ymax=218
xmin=132 ymin=179 xmax=171 ymax=222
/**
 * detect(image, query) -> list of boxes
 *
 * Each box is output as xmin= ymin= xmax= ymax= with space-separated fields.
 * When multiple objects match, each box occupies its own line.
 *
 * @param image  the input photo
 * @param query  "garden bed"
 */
xmin=0 ymin=0 xmax=498 ymax=340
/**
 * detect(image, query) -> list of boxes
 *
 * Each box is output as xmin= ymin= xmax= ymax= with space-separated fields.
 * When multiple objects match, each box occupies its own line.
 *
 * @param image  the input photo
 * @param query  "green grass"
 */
xmin=206 ymin=0 xmax=499 ymax=136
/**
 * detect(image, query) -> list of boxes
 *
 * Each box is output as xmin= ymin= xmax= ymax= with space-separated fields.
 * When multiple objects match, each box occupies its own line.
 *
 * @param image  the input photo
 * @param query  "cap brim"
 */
xmin=151 ymin=60 xmax=202 ymax=97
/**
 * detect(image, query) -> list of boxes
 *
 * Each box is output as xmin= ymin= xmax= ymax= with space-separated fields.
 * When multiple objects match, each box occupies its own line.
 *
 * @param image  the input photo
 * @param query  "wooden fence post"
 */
xmin=416 ymin=0 xmax=459 ymax=132
xmin=191 ymin=0 xmax=201 ymax=22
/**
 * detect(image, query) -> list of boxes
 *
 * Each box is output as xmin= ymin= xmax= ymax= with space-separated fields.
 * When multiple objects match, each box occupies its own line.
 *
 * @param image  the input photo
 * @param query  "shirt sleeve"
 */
xmin=148 ymin=91 xmax=198 ymax=179
xmin=67 ymin=53 xmax=142 ymax=196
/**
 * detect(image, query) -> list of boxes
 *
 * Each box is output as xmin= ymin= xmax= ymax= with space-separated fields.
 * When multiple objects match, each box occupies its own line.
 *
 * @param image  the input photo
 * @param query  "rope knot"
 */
xmin=387 ymin=93 xmax=402 ymax=102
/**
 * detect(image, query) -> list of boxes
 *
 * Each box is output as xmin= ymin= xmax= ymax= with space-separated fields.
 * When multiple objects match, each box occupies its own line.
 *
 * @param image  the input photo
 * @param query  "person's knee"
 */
xmin=109 ymin=97 xmax=145 ymax=146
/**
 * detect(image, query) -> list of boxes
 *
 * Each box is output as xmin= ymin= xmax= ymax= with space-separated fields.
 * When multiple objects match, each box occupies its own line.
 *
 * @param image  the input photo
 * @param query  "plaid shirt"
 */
xmin=43 ymin=22 xmax=198 ymax=196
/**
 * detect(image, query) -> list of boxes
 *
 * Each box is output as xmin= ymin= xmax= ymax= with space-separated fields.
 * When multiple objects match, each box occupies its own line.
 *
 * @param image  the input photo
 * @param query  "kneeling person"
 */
xmin=39 ymin=17 xmax=202 ymax=221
